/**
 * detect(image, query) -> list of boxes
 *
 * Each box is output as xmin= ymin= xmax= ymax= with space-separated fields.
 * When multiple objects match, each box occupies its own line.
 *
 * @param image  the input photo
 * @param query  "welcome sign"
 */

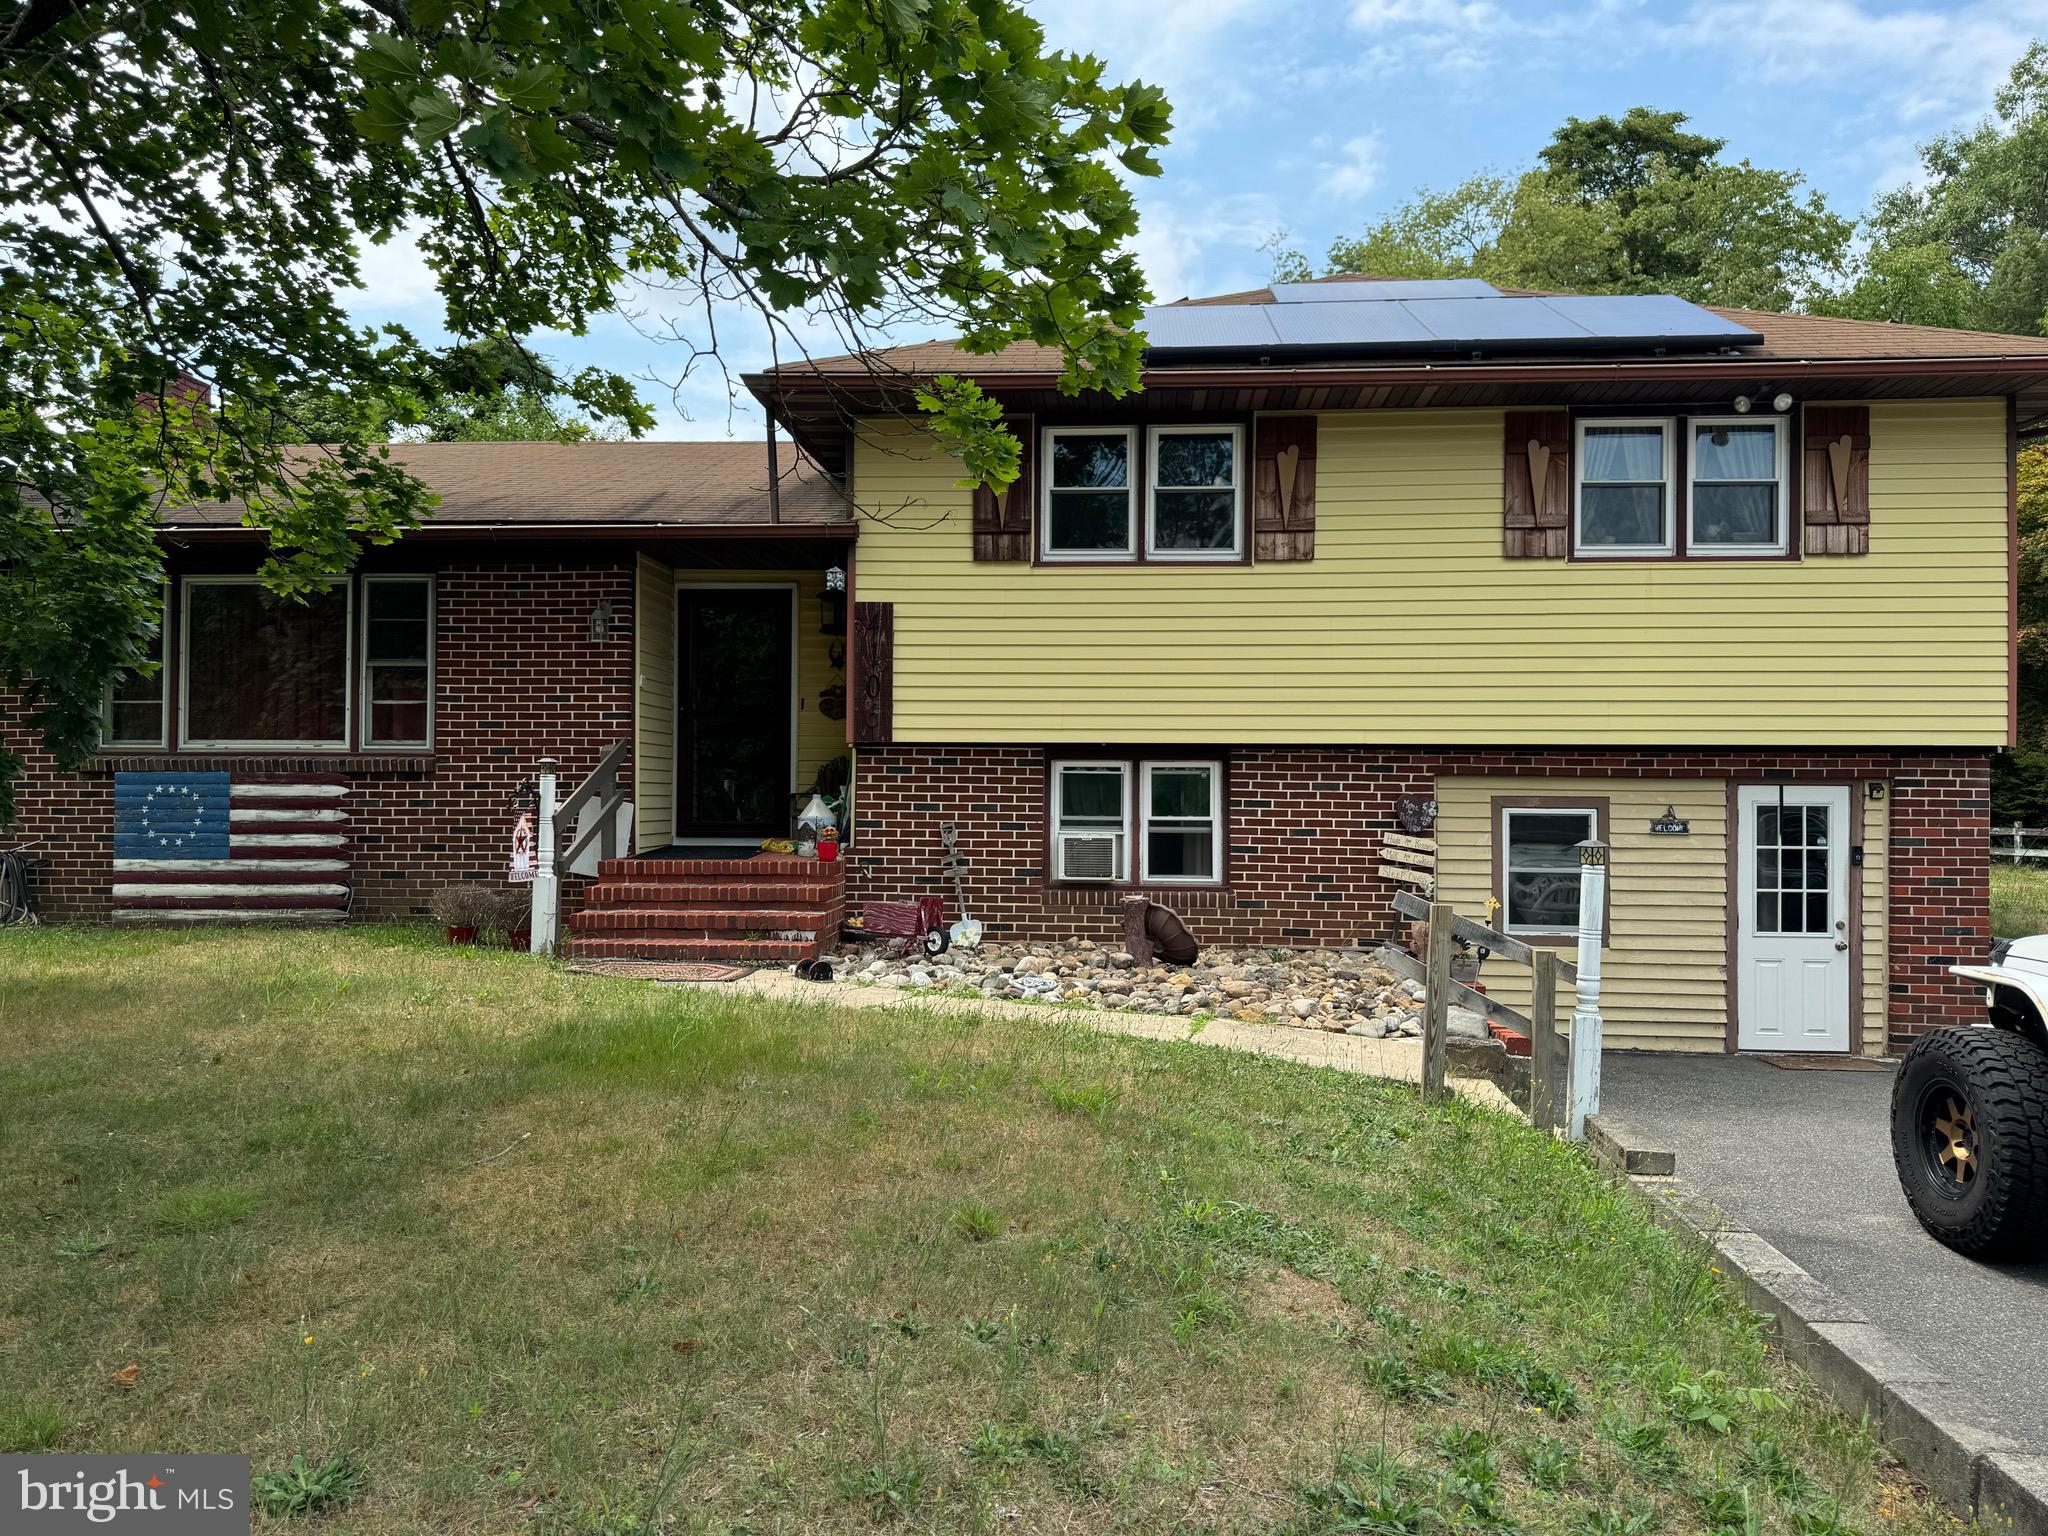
xmin=3 ymin=1456 xmax=249 ymax=1534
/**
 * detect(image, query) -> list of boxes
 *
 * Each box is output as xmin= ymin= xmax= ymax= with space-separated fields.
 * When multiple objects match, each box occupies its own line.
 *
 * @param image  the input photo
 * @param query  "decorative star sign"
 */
xmin=138 ymin=784 xmax=208 ymax=848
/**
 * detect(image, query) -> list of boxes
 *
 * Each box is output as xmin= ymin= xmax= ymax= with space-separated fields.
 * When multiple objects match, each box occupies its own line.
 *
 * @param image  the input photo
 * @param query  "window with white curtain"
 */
xmin=1689 ymin=418 xmax=1787 ymax=554
xmin=1575 ymin=419 xmax=1673 ymax=555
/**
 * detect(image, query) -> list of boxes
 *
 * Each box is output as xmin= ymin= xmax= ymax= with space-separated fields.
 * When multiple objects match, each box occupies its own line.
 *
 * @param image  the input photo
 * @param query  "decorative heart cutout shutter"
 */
xmin=1253 ymin=415 xmax=1316 ymax=561
xmin=970 ymin=414 xmax=1034 ymax=561
xmin=1503 ymin=411 xmax=1570 ymax=558
xmin=1801 ymin=406 xmax=1870 ymax=555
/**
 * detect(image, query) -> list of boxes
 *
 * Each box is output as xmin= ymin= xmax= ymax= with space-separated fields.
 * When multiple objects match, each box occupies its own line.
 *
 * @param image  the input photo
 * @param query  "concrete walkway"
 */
xmin=1604 ymin=1051 xmax=2048 ymax=1450
xmin=685 ymin=968 xmax=1517 ymax=1112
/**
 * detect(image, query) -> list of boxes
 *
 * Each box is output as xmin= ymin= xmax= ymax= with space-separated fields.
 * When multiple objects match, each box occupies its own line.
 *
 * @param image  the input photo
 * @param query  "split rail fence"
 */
xmin=1996 ymin=823 xmax=2048 ymax=865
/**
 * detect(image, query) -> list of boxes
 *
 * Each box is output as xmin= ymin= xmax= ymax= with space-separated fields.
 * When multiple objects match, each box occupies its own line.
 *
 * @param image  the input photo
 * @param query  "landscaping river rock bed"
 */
xmin=832 ymin=939 xmax=1492 ymax=1040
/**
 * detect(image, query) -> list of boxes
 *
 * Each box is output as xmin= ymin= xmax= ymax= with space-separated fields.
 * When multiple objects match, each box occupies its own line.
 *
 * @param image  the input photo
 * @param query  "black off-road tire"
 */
xmin=1891 ymin=1026 xmax=2048 ymax=1261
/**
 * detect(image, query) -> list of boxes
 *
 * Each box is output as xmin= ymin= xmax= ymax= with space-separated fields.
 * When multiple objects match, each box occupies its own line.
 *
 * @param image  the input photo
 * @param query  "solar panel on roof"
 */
xmin=1539 ymin=294 xmax=1761 ymax=343
xmin=1266 ymin=301 xmax=1435 ymax=348
xmin=1139 ymin=305 xmax=1279 ymax=351
xmin=1405 ymin=296 xmax=1597 ymax=344
xmin=1269 ymin=278 xmax=1502 ymax=304
xmin=1136 ymin=288 xmax=1763 ymax=358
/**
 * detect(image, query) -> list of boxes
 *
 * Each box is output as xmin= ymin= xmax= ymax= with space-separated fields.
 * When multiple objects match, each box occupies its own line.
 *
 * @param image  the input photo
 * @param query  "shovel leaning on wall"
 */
xmin=939 ymin=823 xmax=983 ymax=949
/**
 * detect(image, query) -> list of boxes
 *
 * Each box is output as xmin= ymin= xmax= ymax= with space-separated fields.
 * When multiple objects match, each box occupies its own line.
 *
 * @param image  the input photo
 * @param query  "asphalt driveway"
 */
xmin=1603 ymin=1051 xmax=2048 ymax=1449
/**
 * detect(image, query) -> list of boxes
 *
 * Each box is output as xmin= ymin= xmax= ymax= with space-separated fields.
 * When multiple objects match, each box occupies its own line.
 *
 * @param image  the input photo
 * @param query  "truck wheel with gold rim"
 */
xmin=1890 ymin=1026 xmax=2048 ymax=1261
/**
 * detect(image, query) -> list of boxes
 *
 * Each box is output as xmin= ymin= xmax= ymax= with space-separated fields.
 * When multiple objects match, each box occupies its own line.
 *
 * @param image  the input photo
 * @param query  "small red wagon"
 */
xmin=859 ymin=895 xmax=950 ymax=958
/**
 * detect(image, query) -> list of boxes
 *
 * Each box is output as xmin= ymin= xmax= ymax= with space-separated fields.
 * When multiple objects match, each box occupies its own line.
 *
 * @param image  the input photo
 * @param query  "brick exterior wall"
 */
xmin=848 ymin=744 xmax=1991 ymax=1051
xmin=1 ymin=555 xmax=636 ymax=921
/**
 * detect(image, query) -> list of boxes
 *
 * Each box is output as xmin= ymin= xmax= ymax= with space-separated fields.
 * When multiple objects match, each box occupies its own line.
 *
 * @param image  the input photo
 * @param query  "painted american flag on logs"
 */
xmin=112 ymin=772 xmax=350 ymax=923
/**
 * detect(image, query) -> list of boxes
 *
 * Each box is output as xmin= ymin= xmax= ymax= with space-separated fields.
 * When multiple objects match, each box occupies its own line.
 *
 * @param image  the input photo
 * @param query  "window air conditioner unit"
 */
xmin=1059 ymin=833 xmax=1121 ymax=882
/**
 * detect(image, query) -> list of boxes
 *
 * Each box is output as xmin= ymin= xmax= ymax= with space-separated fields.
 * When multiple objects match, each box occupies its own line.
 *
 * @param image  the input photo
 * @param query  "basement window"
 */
xmin=1052 ymin=756 xmax=1224 ymax=885
xmin=1500 ymin=806 xmax=1597 ymax=936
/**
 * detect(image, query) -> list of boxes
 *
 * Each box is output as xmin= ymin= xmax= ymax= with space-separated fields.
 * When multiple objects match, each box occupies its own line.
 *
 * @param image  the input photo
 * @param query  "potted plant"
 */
xmin=430 ymin=883 xmax=493 ymax=945
xmin=494 ymin=886 xmax=532 ymax=951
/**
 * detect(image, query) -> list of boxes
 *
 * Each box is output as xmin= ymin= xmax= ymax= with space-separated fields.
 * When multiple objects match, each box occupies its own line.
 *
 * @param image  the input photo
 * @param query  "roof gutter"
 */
xmin=158 ymin=522 xmax=860 ymax=541
xmin=756 ymin=353 xmax=2048 ymax=396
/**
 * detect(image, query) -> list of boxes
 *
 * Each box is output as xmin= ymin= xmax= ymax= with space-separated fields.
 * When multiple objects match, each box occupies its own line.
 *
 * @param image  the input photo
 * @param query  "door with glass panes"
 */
xmin=1735 ymin=785 xmax=1851 ymax=1052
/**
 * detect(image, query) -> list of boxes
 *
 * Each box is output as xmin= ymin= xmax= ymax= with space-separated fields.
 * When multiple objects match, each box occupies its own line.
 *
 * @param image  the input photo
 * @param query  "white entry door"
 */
xmin=1736 ymin=785 xmax=1852 ymax=1052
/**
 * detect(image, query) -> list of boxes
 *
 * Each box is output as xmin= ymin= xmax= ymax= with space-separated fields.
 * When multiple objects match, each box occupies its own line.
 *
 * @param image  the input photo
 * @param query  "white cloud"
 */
xmin=1023 ymin=0 xmax=1272 ymax=134
xmin=1664 ymin=0 xmax=2048 ymax=125
xmin=345 ymin=220 xmax=443 ymax=314
xmin=1318 ymin=134 xmax=1385 ymax=202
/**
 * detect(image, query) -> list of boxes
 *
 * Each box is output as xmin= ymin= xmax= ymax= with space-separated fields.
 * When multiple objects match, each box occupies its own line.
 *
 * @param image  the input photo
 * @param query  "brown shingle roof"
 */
xmin=163 ymin=440 xmax=847 ymax=529
xmin=781 ymin=274 xmax=2048 ymax=376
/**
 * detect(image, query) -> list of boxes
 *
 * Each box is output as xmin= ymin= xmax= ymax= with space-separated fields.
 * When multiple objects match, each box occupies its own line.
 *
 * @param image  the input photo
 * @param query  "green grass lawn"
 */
xmin=0 ymin=927 xmax=1960 ymax=1534
xmin=1991 ymin=862 xmax=2048 ymax=938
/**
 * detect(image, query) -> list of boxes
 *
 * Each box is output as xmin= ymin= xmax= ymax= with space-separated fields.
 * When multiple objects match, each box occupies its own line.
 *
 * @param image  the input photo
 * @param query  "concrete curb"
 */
xmin=1631 ymin=1174 xmax=2048 ymax=1534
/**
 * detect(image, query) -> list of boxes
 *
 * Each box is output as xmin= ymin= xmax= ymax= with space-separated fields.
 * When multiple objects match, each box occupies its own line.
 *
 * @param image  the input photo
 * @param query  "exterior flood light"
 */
xmin=1773 ymin=392 xmax=1795 ymax=412
xmin=1733 ymin=395 xmax=1753 ymax=413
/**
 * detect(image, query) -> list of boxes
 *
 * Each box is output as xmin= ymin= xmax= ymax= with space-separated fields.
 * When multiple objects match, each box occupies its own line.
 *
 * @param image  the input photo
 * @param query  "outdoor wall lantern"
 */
xmin=820 ymin=565 xmax=847 ymax=636
xmin=588 ymin=600 xmax=615 ymax=644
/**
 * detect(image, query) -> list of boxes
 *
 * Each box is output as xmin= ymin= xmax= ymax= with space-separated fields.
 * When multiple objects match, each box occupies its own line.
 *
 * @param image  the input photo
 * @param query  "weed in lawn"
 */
xmin=959 ymin=1315 xmax=1003 ymax=1344
xmin=153 ymin=1182 xmax=257 ymax=1234
xmin=1664 ymin=1370 xmax=1776 ymax=1437
xmin=1362 ymin=1352 xmax=1452 ymax=1404
xmin=949 ymin=1199 xmax=1001 ymax=1242
xmin=1039 ymin=1076 xmax=1123 ymax=1119
xmin=1693 ymin=1478 xmax=1763 ymax=1536
xmin=1738 ymin=1436 xmax=1817 ymax=1502
xmin=1574 ymin=1501 xmax=1658 ymax=1536
xmin=1288 ymin=1448 xmax=1433 ymax=1535
xmin=250 ymin=1451 xmax=365 ymax=1517
xmin=50 ymin=1232 xmax=110 ymax=1261
xmin=1522 ymin=1434 xmax=1579 ymax=1492
xmin=1602 ymin=1413 xmax=1683 ymax=1487
xmin=0 ymin=1403 xmax=63 ymax=1453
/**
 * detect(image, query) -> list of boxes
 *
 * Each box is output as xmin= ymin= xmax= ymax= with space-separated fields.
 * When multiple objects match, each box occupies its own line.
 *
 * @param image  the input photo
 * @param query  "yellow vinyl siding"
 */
xmin=1435 ymin=777 xmax=1730 ymax=1053
xmin=849 ymin=399 xmax=2008 ymax=745
xmin=634 ymin=552 xmax=676 ymax=851
xmin=675 ymin=568 xmax=844 ymax=796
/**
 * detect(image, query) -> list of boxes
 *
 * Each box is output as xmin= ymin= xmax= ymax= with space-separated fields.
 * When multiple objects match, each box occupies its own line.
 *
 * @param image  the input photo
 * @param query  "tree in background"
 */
xmin=1 ymin=0 xmax=1169 ymax=822
xmin=1284 ymin=107 xmax=1851 ymax=312
xmin=1996 ymin=445 xmax=2048 ymax=826
xmin=1827 ymin=44 xmax=2048 ymax=335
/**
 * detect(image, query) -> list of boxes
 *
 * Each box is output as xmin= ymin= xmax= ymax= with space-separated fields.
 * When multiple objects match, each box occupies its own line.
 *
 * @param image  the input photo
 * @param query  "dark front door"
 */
xmin=677 ymin=587 xmax=793 ymax=838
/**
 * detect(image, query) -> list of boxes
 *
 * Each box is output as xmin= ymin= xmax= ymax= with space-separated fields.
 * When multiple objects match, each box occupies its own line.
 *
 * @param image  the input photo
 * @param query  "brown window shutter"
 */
xmin=1802 ymin=406 xmax=1870 ymax=555
xmin=971 ymin=414 xmax=1034 ymax=561
xmin=851 ymin=601 xmax=894 ymax=744
xmin=1253 ymin=415 xmax=1316 ymax=561
xmin=1503 ymin=410 xmax=1570 ymax=558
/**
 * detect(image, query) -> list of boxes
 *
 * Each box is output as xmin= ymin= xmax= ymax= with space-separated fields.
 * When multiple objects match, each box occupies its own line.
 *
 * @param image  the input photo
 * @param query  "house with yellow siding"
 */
xmin=4 ymin=274 xmax=2040 ymax=1060
xmin=745 ymin=274 xmax=2048 ymax=1056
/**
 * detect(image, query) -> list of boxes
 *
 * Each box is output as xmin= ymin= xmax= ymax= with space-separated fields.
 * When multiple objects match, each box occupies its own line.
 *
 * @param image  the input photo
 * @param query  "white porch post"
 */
xmin=1568 ymin=837 xmax=1609 ymax=1141
xmin=530 ymin=756 xmax=560 ymax=956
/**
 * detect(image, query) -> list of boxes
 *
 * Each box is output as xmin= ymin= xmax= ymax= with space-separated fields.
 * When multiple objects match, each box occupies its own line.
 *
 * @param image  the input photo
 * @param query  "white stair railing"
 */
xmin=529 ymin=742 xmax=630 ymax=956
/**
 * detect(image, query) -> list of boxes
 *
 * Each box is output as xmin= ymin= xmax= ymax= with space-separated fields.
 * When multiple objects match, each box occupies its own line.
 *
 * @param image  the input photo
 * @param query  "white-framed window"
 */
xmin=1688 ymin=416 xmax=1788 ymax=555
xmin=362 ymin=575 xmax=434 ymax=746
xmin=102 ymin=587 xmax=169 ymax=748
xmin=1052 ymin=760 xmax=1130 ymax=881
xmin=1140 ymin=760 xmax=1222 ymax=882
xmin=1500 ymin=805 xmax=1598 ymax=935
xmin=1147 ymin=425 xmax=1243 ymax=560
xmin=1574 ymin=418 xmax=1674 ymax=556
xmin=1041 ymin=427 xmax=1136 ymax=560
xmin=180 ymin=576 xmax=351 ymax=748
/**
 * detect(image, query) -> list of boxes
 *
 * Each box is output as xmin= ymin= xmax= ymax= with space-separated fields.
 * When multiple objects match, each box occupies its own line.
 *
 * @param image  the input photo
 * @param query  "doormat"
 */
xmin=1757 ymin=1053 xmax=1895 ymax=1072
xmin=567 ymin=960 xmax=751 ymax=983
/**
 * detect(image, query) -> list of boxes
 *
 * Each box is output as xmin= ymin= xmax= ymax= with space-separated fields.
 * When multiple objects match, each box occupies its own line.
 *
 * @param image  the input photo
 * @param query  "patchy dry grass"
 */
xmin=1992 ymin=862 xmax=2048 ymax=939
xmin=0 ymin=925 xmax=1970 ymax=1534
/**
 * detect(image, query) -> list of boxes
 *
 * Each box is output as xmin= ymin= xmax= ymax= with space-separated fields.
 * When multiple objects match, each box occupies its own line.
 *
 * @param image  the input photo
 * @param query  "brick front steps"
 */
xmin=567 ymin=856 xmax=844 ymax=964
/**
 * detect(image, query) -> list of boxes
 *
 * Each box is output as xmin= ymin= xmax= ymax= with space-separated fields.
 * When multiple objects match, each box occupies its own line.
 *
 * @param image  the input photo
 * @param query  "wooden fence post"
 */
xmin=1422 ymin=901 xmax=1452 ymax=1103
xmin=2015 ymin=821 xmax=2026 ymax=867
xmin=1529 ymin=949 xmax=1562 ymax=1133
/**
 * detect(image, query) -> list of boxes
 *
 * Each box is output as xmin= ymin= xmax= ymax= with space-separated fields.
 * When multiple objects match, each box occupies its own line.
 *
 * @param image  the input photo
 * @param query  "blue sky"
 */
xmin=349 ymin=0 xmax=2048 ymax=440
